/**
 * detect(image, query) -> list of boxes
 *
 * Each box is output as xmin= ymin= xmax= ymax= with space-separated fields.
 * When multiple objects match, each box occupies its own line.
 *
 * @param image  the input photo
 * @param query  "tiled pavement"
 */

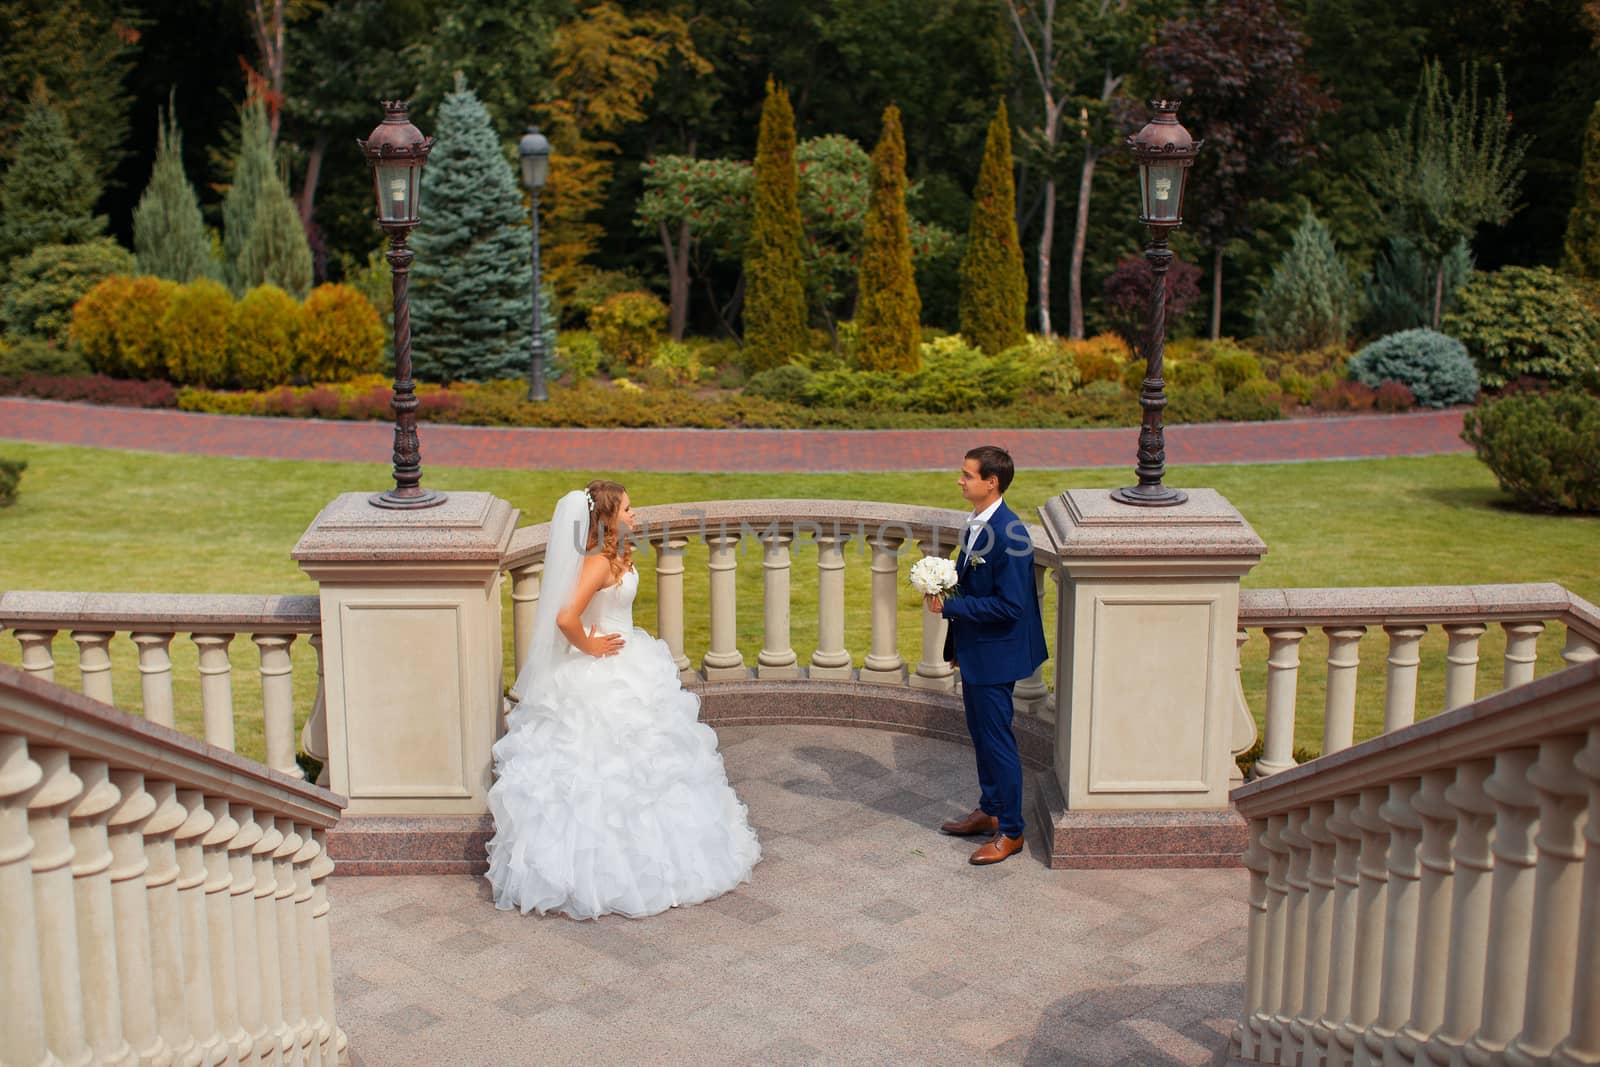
xmin=0 ymin=396 xmax=1468 ymax=473
xmin=331 ymin=725 xmax=1248 ymax=1066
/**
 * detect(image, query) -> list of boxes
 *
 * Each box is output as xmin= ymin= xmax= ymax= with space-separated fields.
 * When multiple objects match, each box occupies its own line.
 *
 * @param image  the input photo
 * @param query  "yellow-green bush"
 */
xmin=1006 ymin=334 xmax=1085 ymax=398
xmin=160 ymin=278 xmax=233 ymax=387
xmin=229 ymin=285 xmax=302 ymax=389
xmin=296 ymin=284 xmax=383 ymax=382
xmin=588 ymin=290 xmax=667 ymax=367
xmin=647 ymin=340 xmax=704 ymax=386
xmin=72 ymin=275 xmax=177 ymax=379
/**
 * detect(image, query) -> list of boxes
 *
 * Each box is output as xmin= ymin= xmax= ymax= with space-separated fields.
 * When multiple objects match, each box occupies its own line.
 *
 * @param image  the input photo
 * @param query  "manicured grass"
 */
xmin=1 ymin=441 xmax=1595 ymax=763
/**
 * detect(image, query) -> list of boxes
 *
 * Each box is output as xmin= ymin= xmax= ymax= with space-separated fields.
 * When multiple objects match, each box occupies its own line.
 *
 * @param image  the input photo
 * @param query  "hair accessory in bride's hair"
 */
xmin=583 ymin=489 xmax=595 ymax=512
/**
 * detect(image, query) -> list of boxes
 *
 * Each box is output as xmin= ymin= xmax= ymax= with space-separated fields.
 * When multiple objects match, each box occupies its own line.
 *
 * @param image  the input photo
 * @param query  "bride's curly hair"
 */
xmin=585 ymin=479 xmax=633 ymax=580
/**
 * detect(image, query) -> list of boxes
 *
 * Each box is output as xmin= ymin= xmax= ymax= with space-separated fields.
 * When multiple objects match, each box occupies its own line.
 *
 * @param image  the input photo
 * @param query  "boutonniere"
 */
xmin=969 ymin=555 xmax=987 ymax=566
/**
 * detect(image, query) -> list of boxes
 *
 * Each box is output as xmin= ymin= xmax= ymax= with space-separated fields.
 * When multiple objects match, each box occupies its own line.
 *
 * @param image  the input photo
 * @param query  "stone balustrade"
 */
xmin=0 ymin=660 xmax=348 ymax=1067
xmin=1230 ymin=656 xmax=1600 ymax=1067
xmin=0 ymin=592 xmax=329 ymax=785
xmin=1236 ymin=584 xmax=1600 ymax=777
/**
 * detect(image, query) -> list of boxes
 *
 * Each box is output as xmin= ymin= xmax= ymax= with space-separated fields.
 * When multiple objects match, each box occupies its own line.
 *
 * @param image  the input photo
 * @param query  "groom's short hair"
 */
xmin=966 ymin=445 xmax=1014 ymax=494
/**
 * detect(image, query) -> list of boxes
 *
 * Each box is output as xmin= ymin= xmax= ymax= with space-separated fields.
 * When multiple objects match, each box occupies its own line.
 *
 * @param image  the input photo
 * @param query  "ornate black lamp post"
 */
xmin=359 ymin=100 xmax=443 ymax=510
xmin=1111 ymin=100 xmax=1202 ymax=508
xmin=518 ymin=126 xmax=552 ymax=402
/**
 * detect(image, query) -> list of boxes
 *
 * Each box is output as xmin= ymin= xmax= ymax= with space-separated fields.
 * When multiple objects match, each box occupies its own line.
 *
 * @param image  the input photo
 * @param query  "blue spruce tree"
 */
xmin=411 ymin=76 xmax=533 ymax=383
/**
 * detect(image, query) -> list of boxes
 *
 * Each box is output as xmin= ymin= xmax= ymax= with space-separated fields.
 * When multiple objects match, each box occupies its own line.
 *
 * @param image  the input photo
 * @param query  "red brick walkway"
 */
xmin=0 ymin=397 xmax=1469 ymax=472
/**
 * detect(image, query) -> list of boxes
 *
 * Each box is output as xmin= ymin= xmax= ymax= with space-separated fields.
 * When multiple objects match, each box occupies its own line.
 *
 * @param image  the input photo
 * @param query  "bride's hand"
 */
xmin=585 ymin=625 xmax=625 ymax=658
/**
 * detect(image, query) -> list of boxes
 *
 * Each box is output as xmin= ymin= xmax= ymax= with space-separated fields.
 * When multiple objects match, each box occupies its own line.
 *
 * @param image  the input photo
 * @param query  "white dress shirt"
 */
xmin=964 ymin=498 xmax=1003 ymax=555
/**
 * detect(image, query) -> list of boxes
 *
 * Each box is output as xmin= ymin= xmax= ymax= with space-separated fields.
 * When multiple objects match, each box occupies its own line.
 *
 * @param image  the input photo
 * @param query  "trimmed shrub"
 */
xmin=0 ymin=337 xmax=90 ymax=377
xmin=745 ymin=364 xmax=815 ymax=404
xmin=1348 ymin=328 xmax=1478 ymax=408
xmin=1375 ymin=380 xmax=1417 ymax=412
xmin=229 ymin=285 xmax=302 ymax=389
xmin=855 ymin=105 xmax=921 ymax=372
xmin=1076 ymin=345 xmax=1124 ymax=385
xmin=589 ymin=291 xmax=667 ymax=368
xmin=1253 ymin=210 xmax=1360 ymax=351
xmin=1445 ymin=267 xmax=1600 ymax=389
xmin=1166 ymin=378 xmax=1226 ymax=423
xmin=1218 ymin=379 xmax=1286 ymax=422
xmin=72 ymin=275 xmax=177 ymax=378
xmin=1009 ymin=335 xmax=1085 ymax=399
xmin=296 ymin=284 xmax=384 ymax=382
xmin=959 ymin=100 xmax=1027 ymax=354
xmin=743 ymin=78 xmax=809 ymax=371
xmin=1462 ymin=389 xmax=1600 ymax=512
xmin=1 ymin=239 xmax=136 ymax=344
xmin=0 ymin=459 xmax=24 ymax=507
xmin=159 ymin=279 xmax=233 ymax=387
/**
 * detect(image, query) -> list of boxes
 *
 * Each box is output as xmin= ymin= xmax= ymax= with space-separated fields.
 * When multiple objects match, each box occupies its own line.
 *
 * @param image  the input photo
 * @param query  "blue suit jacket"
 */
xmin=939 ymin=500 xmax=1048 ymax=686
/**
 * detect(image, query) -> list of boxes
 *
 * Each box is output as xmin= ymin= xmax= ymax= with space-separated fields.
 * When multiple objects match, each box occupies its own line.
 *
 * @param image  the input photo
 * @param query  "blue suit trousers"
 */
xmin=963 ymin=678 xmax=1023 ymax=837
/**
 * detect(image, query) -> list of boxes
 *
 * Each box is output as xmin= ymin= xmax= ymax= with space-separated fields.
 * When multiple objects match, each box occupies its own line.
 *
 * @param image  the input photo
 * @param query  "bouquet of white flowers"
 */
xmin=907 ymin=555 xmax=959 ymax=598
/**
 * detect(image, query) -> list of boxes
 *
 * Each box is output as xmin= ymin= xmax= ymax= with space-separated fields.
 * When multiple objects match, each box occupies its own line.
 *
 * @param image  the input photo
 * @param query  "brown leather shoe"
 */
xmin=940 ymin=808 xmax=999 ymax=837
xmin=969 ymin=833 xmax=1025 ymax=866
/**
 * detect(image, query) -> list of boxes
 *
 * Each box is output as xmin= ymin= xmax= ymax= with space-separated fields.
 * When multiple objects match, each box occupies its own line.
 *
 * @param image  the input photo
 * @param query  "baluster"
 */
xmin=1363 ymin=777 xmax=1422 ymax=1065
xmin=201 ymin=797 xmax=247 ymax=1063
xmin=1561 ymin=629 xmax=1599 ymax=667
xmin=1231 ymin=628 xmax=1257 ymax=788
xmin=1276 ymin=809 xmax=1312 ymax=1059
xmin=1257 ymin=812 xmax=1292 ymax=1060
xmin=174 ymin=789 xmax=225 ymax=1066
xmin=1317 ymin=795 xmax=1361 ymax=1067
xmin=255 ymin=633 xmax=303 ymax=779
xmin=254 ymin=816 xmax=292 ymax=1064
xmin=141 ymin=780 xmax=192 ymax=1065
xmin=1423 ymin=759 xmax=1496 ymax=1066
xmin=1293 ymin=801 xmax=1337 ymax=1064
xmin=293 ymin=825 xmax=324 ymax=1066
xmin=68 ymin=759 xmax=133 ymax=1065
xmin=275 ymin=823 xmax=309 ymax=1065
xmin=859 ymin=529 xmax=907 ymax=686
xmin=106 ymin=770 xmax=166 ymax=1067
xmin=13 ymin=628 xmax=58 ymax=682
xmin=1461 ymin=746 xmax=1539 ymax=1064
xmin=1333 ymin=787 xmax=1389 ymax=1065
xmin=649 ymin=536 xmax=691 ymax=677
xmin=509 ymin=560 xmax=542 ymax=675
xmin=192 ymin=632 xmax=237 ymax=751
xmin=1553 ymin=724 xmax=1600 ymax=1067
xmin=309 ymin=828 xmax=343 ymax=1066
xmin=810 ymin=531 xmax=853 ymax=680
xmin=1504 ymin=735 xmax=1588 ymax=1066
xmin=756 ymin=531 xmax=800 ymax=679
xmin=1322 ymin=625 xmax=1365 ymax=756
xmin=911 ymin=536 xmax=956 ymax=694
xmin=1256 ymin=627 xmax=1308 ymax=778
xmin=227 ymin=805 xmax=267 ymax=1065
xmin=0 ymin=737 xmax=49 ymax=1067
xmin=131 ymin=632 xmax=176 ymax=728
xmin=1381 ymin=624 xmax=1426 ymax=734
xmin=27 ymin=747 xmax=91 ymax=1066
xmin=702 ymin=531 xmax=745 ymax=680
xmin=1237 ymin=817 xmax=1272 ymax=1062
xmin=1011 ymin=563 xmax=1050 ymax=713
xmin=1442 ymin=622 xmax=1486 ymax=711
xmin=1501 ymin=620 xmax=1544 ymax=691
xmin=300 ymin=633 xmax=330 ymax=788
xmin=1394 ymin=767 xmax=1458 ymax=1064
xmin=70 ymin=630 xmax=115 ymax=706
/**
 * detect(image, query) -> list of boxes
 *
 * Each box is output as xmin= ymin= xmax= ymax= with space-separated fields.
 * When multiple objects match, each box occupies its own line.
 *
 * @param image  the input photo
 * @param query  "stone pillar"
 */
xmin=293 ymin=492 xmax=519 ymax=816
xmin=910 ymin=536 xmax=956 ymax=694
xmin=1424 ymin=758 xmax=1496 ymax=1066
xmin=140 ymin=780 xmax=192 ymax=1066
xmin=1363 ymin=776 xmax=1421 ymax=1065
xmin=810 ymin=533 xmax=853 ymax=681
xmin=1442 ymin=622 xmax=1486 ymax=712
xmin=173 ymin=789 xmax=223 ymax=1066
xmin=648 ymin=536 xmax=692 ymax=679
xmin=1292 ymin=800 xmax=1336 ymax=1065
xmin=1316 ymin=794 xmax=1361 ymax=1065
xmin=1333 ymin=787 xmax=1389 ymax=1065
xmin=1500 ymin=620 xmax=1543 ymax=691
xmin=201 ymin=796 xmax=246 ymax=1063
xmin=70 ymin=630 xmax=115 ymax=706
xmin=300 ymin=634 xmax=329 ymax=788
xmin=13 ymin=628 xmax=58 ymax=682
xmin=508 ymin=561 xmax=542 ymax=677
xmin=1394 ymin=767 xmax=1458 ymax=1063
xmin=701 ymin=531 xmax=746 ymax=681
xmin=1553 ymin=724 xmax=1600 ymax=1067
xmin=0 ymin=736 xmax=48 ymax=1067
xmin=28 ymin=747 xmax=91 ymax=1067
xmin=1256 ymin=627 xmax=1307 ymax=778
xmin=254 ymin=633 xmax=302 ymax=779
xmin=1381 ymin=624 xmax=1426 ymax=734
xmin=1321 ymin=625 xmax=1365 ymax=756
xmin=225 ymin=805 xmax=267 ymax=1065
xmin=67 ymin=759 xmax=133 ymax=1066
xmin=756 ymin=532 xmax=800 ymax=679
xmin=858 ymin=530 xmax=907 ymax=686
xmin=1038 ymin=489 xmax=1265 ymax=862
xmin=1010 ymin=563 xmax=1051 ymax=714
xmin=192 ymin=633 xmax=236 ymax=751
xmin=1236 ymin=816 xmax=1271 ymax=1062
xmin=131 ymin=632 xmax=176 ymax=729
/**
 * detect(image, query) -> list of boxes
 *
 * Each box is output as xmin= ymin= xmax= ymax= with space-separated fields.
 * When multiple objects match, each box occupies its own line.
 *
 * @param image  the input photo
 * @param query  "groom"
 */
xmin=926 ymin=445 xmax=1047 ymax=866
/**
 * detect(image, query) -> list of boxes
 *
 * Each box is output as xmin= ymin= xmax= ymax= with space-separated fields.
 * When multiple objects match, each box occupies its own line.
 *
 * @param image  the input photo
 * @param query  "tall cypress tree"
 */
xmin=1562 ymin=98 xmax=1600 ymax=281
xmin=743 ymin=77 xmax=807 ymax=371
xmin=410 ymin=76 xmax=533 ymax=383
xmin=235 ymin=178 xmax=313 ymax=299
xmin=133 ymin=102 xmax=220 ymax=283
xmin=0 ymin=89 xmax=104 ymax=263
xmin=959 ymin=101 xmax=1026 ymax=354
xmin=855 ymin=105 xmax=920 ymax=373
xmin=222 ymin=98 xmax=274 ymax=291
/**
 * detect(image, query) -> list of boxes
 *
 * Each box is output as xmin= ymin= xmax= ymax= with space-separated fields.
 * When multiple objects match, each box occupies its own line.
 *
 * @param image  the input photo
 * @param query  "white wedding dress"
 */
xmin=485 ymin=565 xmax=762 ymax=919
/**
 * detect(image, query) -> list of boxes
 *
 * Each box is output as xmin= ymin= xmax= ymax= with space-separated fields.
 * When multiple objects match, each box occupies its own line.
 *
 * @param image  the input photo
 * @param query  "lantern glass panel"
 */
xmin=1143 ymin=160 xmax=1185 ymax=223
xmin=375 ymin=162 xmax=416 ymax=223
xmin=520 ymin=153 xmax=548 ymax=190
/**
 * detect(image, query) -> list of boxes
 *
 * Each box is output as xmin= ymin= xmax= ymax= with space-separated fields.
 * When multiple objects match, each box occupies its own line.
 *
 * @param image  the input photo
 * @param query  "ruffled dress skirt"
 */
xmin=484 ymin=628 xmax=762 ymax=919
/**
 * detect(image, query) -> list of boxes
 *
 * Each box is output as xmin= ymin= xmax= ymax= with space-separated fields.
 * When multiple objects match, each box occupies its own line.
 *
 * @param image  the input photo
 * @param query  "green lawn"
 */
xmin=1 ymin=441 xmax=1595 ymax=763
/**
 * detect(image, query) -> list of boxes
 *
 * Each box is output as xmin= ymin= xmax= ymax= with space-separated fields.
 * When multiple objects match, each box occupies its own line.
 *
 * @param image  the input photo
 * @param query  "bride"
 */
xmin=485 ymin=480 xmax=762 ymax=919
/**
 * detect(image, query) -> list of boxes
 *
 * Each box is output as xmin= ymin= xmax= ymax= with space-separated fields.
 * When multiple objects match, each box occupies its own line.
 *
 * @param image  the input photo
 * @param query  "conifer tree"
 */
xmin=133 ymin=102 xmax=220 ymax=283
xmin=855 ymin=105 xmax=921 ymax=373
xmin=222 ymin=98 xmax=274 ymax=290
xmin=235 ymin=177 xmax=313 ymax=299
xmin=0 ymin=89 xmax=104 ymax=263
xmin=1562 ymin=98 xmax=1600 ymax=281
xmin=1254 ymin=210 xmax=1360 ymax=351
xmin=959 ymin=101 xmax=1026 ymax=354
xmin=742 ymin=77 xmax=808 ymax=371
xmin=410 ymin=76 xmax=533 ymax=383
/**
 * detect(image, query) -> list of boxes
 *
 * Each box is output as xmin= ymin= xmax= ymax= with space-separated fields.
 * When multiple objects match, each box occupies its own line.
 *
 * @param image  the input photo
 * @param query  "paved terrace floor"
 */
xmin=331 ymin=724 xmax=1247 ymax=1066
xmin=0 ymin=397 xmax=1467 ymax=472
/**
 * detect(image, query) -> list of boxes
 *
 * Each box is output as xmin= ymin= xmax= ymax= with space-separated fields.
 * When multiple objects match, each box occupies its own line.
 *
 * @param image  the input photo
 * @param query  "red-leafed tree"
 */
xmin=1143 ymin=0 xmax=1333 ymax=338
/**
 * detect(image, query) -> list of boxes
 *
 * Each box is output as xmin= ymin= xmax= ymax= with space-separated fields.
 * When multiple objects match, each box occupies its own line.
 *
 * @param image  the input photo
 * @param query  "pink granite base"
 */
xmin=327 ymin=815 xmax=495 ymax=876
xmin=1033 ymin=776 xmax=1247 ymax=869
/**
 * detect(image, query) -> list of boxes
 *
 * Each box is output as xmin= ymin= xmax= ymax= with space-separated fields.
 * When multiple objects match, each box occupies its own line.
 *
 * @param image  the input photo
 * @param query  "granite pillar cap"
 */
xmin=1040 ymin=488 xmax=1267 ymax=560
xmin=292 ymin=491 xmax=519 ymax=564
